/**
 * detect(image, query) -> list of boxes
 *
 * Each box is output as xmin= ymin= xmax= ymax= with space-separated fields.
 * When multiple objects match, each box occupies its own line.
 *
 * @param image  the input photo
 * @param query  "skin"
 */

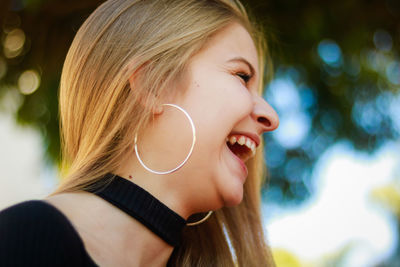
xmin=45 ymin=23 xmax=279 ymax=267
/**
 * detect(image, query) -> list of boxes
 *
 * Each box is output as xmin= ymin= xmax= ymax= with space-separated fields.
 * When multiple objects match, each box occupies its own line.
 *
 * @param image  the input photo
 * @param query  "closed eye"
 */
xmin=237 ymin=72 xmax=251 ymax=84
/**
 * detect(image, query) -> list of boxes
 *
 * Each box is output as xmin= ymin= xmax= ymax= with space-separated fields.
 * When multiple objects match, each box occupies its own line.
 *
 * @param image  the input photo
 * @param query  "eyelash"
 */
xmin=236 ymin=72 xmax=251 ymax=84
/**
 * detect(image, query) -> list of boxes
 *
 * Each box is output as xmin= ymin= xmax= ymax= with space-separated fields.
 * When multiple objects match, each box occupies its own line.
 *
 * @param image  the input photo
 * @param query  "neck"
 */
xmin=116 ymin=210 xmax=175 ymax=266
xmin=91 ymin=173 xmax=186 ymax=247
xmin=93 ymin=186 xmax=177 ymax=266
xmin=116 ymin=153 xmax=196 ymax=220
xmin=96 ymin=192 xmax=176 ymax=266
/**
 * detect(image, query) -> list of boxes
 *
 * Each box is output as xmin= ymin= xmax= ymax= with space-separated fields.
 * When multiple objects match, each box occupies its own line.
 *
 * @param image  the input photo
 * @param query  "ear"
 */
xmin=129 ymin=72 xmax=164 ymax=115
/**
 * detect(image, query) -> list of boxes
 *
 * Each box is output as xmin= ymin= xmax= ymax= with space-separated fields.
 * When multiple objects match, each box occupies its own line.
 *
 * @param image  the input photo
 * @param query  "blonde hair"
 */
xmin=50 ymin=0 xmax=275 ymax=265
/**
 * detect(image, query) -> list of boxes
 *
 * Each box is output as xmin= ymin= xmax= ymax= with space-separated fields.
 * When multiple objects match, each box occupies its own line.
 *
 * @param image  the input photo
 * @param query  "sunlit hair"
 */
xmin=50 ymin=0 xmax=275 ymax=265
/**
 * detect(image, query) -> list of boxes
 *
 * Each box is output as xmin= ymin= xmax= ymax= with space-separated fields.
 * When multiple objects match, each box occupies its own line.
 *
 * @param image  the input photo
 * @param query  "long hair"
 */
xmin=50 ymin=0 xmax=275 ymax=265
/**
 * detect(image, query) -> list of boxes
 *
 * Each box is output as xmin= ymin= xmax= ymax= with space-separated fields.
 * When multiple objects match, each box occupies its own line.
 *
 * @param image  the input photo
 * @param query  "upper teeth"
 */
xmin=226 ymin=135 xmax=256 ymax=156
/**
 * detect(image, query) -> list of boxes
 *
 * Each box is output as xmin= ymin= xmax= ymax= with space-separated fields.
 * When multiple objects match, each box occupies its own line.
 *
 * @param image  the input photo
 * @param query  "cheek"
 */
xmin=188 ymin=82 xmax=253 ymax=150
xmin=196 ymin=89 xmax=252 ymax=145
xmin=222 ymin=88 xmax=253 ymax=123
xmin=213 ymin=84 xmax=253 ymax=119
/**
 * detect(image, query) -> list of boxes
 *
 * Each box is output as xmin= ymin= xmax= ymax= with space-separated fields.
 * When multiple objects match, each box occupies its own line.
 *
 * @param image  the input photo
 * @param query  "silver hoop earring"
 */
xmin=134 ymin=103 xmax=196 ymax=175
xmin=186 ymin=211 xmax=213 ymax=226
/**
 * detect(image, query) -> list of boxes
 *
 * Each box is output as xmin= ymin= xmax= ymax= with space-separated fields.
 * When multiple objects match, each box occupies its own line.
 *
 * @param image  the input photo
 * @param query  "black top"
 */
xmin=0 ymin=200 xmax=98 ymax=267
xmin=0 ymin=174 xmax=186 ymax=266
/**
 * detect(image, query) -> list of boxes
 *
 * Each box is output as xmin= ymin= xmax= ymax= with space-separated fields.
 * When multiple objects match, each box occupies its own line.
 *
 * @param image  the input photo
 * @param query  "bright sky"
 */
xmin=264 ymin=141 xmax=399 ymax=266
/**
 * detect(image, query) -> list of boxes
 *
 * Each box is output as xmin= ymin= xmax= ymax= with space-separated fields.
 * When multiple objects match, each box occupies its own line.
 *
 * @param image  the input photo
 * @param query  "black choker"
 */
xmin=83 ymin=174 xmax=186 ymax=247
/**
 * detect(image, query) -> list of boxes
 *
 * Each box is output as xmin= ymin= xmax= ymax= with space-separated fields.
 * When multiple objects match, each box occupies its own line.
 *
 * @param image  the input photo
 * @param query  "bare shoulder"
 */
xmin=44 ymin=191 xmax=100 ymax=219
xmin=44 ymin=191 xmax=122 ymax=231
xmin=44 ymin=192 xmax=131 ymax=267
xmin=44 ymin=192 xmax=102 ymax=235
xmin=44 ymin=193 xmax=104 ymax=262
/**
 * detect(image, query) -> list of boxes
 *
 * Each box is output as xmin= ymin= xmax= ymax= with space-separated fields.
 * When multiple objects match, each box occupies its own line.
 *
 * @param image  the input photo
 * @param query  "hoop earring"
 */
xmin=134 ymin=103 xmax=196 ymax=175
xmin=186 ymin=211 xmax=213 ymax=226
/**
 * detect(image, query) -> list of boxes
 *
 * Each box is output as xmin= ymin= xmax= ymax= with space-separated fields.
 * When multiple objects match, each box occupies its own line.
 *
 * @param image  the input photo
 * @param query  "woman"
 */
xmin=0 ymin=0 xmax=279 ymax=266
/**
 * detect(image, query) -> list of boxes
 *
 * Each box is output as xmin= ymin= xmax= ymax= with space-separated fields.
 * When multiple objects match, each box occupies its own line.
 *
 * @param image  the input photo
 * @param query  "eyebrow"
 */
xmin=227 ymin=57 xmax=256 ymax=77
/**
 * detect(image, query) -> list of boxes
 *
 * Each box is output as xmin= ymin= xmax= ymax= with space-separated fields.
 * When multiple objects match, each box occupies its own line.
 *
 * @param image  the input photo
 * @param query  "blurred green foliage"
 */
xmin=244 ymin=0 xmax=400 ymax=204
xmin=0 ymin=0 xmax=399 ymax=204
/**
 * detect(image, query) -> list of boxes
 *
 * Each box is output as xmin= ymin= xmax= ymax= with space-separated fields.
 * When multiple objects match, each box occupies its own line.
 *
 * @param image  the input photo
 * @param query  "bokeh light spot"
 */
xmin=18 ymin=70 xmax=40 ymax=95
xmin=266 ymin=78 xmax=301 ymax=112
xmin=0 ymin=86 xmax=24 ymax=113
xmin=3 ymin=28 xmax=25 ymax=58
xmin=317 ymin=39 xmax=342 ymax=66
xmin=386 ymin=61 xmax=400 ymax=85
xmin=273 ymin=113 xmax=311 ymax=149
xmin=352 ymin=100 xmax=384 ymax=135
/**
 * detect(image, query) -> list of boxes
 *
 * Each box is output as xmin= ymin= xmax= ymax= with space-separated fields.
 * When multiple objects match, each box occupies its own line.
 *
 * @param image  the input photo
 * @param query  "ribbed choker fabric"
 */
xmin=83 ymin=174 xmax=186 ymax=247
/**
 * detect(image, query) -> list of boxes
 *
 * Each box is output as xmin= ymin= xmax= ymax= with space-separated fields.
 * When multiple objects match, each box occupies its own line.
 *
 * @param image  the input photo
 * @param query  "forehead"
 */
xmin=195 ymin=23 xmax=259 ymax=72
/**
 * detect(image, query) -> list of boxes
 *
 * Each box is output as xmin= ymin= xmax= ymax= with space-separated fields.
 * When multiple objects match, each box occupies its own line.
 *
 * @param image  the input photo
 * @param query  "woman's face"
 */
xmin=136 ymin=23 xmax=279 ymax=213
xmin=174 ymin=22 xmax=279 ymax=210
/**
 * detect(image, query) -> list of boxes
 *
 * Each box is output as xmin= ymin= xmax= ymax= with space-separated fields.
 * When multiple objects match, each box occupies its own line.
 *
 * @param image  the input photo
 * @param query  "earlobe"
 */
xmin=152 ymin=105 xmax=163 ymax=115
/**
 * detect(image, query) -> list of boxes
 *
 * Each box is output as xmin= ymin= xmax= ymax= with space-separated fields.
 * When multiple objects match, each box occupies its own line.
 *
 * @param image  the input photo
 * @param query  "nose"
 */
xmin=252 ymin=95 xmax=279 ymax=133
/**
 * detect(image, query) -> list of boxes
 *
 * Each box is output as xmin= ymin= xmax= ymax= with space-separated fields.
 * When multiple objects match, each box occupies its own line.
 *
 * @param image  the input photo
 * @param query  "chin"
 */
xmin=222 ymin=185 xmax=244 ymax=207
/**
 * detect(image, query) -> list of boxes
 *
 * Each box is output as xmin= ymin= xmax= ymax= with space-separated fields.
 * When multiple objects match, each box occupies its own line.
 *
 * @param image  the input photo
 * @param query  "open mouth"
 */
xmin=226 ymin=134 xmax=257 ymax=162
